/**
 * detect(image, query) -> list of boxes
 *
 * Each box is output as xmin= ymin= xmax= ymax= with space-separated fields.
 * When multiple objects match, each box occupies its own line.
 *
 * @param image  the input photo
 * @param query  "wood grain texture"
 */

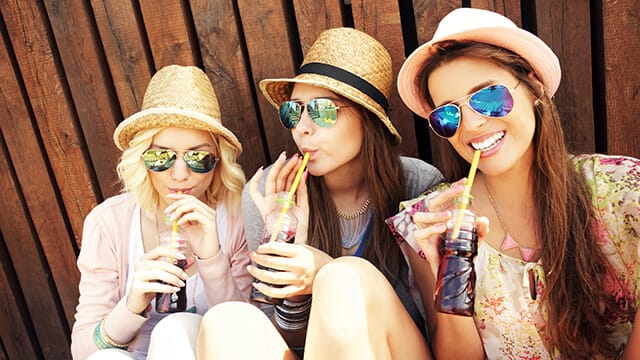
xmin=90 ymin=0 xmax=153 ymax=117
xmin=44 ymin=0 xmax=122 ymax=199
xmin=536 ymin=0 xmax=595 ymax=154
xmin=237 ymin=0 xmax=300 ymax=160
xmin=601 ymin=0 xmax=640 ymax=156
xmin=141 ymin=0 xmax=198 ymax=68
xmin=353 ymin=0 xmax=419 ymax=157
xmin=191 ymin=0 xmax=267 ymax=172
xmin=0 ymin=136 xmax=70 ymax=357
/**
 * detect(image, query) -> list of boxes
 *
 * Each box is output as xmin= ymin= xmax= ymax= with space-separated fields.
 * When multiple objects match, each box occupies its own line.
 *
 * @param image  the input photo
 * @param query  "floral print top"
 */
xmin=385 ymin=154 xmax=640 ymax=359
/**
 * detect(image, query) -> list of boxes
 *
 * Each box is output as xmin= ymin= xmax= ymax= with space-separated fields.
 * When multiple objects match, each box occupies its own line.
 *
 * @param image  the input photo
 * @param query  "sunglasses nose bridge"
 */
xmin=167 ymin=153 xmax=191 ymax=178
xmin=460 ymin=104 xmax=489 ymax=130
xmin=293 ymin=104 xmax=316 ymax=133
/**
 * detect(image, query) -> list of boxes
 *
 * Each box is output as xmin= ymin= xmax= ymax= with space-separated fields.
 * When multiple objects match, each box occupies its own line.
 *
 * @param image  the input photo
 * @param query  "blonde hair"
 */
xmin=117 ymin=127 xmax=245 ymax=216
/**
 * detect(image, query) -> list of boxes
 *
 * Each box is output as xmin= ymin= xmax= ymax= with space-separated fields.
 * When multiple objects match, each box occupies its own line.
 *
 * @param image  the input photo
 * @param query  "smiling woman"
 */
xmin=70 ymin=65 xmax=252 ymax=359
xmin=388 ymin=8 xmax=640 ymax=360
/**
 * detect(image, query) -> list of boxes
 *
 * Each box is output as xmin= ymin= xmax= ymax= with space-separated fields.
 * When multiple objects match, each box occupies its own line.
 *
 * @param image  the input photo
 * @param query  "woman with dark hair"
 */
xmin=197 ymin=27 xmax=441 ymax=359
xmin=387 ymin=7 xmax=640 ymax=359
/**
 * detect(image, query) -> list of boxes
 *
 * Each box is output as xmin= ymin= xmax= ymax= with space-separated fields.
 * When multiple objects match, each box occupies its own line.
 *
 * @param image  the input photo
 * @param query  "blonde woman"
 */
xmin=71 ymin=65 xmax=251 ymax=359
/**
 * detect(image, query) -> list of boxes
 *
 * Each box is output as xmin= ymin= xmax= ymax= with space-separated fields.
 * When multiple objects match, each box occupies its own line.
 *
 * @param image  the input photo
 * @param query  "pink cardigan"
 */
xmin=71 ymin=193 xmax=252 ymax=359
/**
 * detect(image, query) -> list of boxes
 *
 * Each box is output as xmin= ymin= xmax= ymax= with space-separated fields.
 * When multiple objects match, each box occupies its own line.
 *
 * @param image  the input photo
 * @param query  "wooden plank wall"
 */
xmin=0 ymin=0 xmax=638 ymax=358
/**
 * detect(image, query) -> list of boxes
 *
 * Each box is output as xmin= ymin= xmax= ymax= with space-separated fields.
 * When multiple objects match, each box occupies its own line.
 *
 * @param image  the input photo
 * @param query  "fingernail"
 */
xmin=279 ymin=151 xmax=286 ymax=159
xmin=177 ymin=280 xmax=185 ymax=287
xmin=175 ymin=252 xmax=186 ymax=260
xmin=181 ymin=272 xmax=188 ymax=280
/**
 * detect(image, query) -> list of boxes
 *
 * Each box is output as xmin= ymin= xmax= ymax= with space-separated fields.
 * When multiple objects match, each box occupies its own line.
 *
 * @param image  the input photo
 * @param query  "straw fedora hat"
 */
xmin=259 ymin=27 xmax=401 ymax=144
xmin=397 ymin=8 xmax=561 ymax=120
xmin=113 ymin=65 xmax=242 ymax=153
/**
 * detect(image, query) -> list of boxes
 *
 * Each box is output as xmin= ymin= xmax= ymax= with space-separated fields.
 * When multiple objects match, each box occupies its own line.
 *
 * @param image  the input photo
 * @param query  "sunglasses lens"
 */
xmin=184 ymin=151 xmax=218 ymax=173
xmin=469 ymin=84 xmax=513 ymax=117
xmin=279 ymin=101 xmax=302 ymax=129
xmin=307 ymin=99 xmax=338 ymax=128
xmin=143 ymin=150 xmax=177 ymax=172
xmin=429 ymin=104 xmax=460 ymax=138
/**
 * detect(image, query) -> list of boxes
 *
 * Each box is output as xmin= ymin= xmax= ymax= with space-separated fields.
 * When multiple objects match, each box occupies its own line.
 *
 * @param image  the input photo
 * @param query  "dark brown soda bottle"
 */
xmin=434 ymin=206 xmax=478 ymax=316
xmin=156 ymin=218 xmax=188 ymax=313
xmin=250 ymin=193 xmax=297 ymax=305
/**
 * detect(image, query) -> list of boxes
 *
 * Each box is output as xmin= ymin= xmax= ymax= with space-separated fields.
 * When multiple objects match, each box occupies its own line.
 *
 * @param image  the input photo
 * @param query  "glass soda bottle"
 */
xmin=250 ymin=192 xmax=298 ymax=305
xmin=434 ymin=196 xmax=478 ymax=316
xmin=155 ymin=216 xmax=188 ymax=313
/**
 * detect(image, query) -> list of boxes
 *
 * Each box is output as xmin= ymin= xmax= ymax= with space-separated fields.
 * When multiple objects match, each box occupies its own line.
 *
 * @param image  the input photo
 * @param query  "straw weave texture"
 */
xmin=260 ymin=27 xmax=400 ymax=143
xmin=114 ymin=65 xmax=242 ymax=152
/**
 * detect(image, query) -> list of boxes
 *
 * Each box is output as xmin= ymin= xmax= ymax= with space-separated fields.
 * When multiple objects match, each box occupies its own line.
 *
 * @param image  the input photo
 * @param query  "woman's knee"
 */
xmin=314 ymin=256 xmax=384 ymax=293
xmin=198 ymin=301 xmax=292 ymax=359
xmin=87 ymin=349 xmax=136 ymax=360
xmin=151 ymin=312 xmax=202 ymax=340
xmin=148 ymin=312 xmax=202 ymax=359
xmin=201 ymin=301 xmax=267 ymax=329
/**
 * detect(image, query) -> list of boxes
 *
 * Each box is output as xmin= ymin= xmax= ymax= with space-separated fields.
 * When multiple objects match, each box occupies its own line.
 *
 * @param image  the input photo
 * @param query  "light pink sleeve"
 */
xmin=198 ymin=205 xmax=252 ymax=306
xmin=70 ymin=200 xmax=147 ymax=359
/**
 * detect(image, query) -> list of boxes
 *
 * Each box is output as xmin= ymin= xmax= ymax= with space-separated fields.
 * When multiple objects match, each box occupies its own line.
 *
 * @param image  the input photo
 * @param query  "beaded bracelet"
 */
xmin=93 ymin=317 xmax=136 ymax=350
xmin=274 ymin=296 xmax=312 ymax=332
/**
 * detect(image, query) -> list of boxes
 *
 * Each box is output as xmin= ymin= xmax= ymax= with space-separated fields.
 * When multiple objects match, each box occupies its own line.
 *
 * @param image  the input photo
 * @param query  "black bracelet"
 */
xmin=274 ymin=296 xmax=312 ymax=331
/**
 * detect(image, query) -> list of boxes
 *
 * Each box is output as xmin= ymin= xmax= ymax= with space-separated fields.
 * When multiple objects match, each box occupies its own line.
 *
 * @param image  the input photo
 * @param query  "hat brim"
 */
xmin=397 ymin=26 xmax=561 ymax=119
xmin=113 ymin=107 xmax=243 ymax=153
xmin=259 ymin=74 xmax=402 ymax=144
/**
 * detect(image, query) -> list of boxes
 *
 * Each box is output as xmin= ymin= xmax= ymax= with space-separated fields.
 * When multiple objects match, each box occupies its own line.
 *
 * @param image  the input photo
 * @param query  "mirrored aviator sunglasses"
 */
xmin=427 ymin=83 xmax=516 ymax=138
xmin=278 ymin=98 xmax=345 ymax=129
xmin=142 ymin=149 xmax=218 ymax=173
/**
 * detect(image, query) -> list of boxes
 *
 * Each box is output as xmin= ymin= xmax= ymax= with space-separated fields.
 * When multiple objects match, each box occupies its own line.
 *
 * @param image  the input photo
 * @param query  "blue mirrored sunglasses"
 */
xmin=278 ymin=98 xmax=349 ymax=129
xmin=428 ymin=83 xmax=519 ymax=138
xmin=142 ymin=149 xmax=218 ymax=173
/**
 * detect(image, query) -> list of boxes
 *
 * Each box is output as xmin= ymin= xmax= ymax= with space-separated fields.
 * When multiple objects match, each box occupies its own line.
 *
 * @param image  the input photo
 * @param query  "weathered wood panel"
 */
xmin=353 ymin=0 xmax=419 ymax=157
xmin=0 ymin=135 xmax=70 ymax=358
xmin=601 ymin=0 xmax=640 ymax=156
xmin=237 ymin=0 xmax=300 ymax=161
xmin=141 ymin=0 xmax=198 ymax=68
xmin=190 ymin=0 xmax=268 ymax=171
xmin=90 ymin=0 xmax=153 ymax=117
xmin=536 ymin=0 xmax=595 ymax=154
xmin=0 ymin=1 xmax=638 ymax=357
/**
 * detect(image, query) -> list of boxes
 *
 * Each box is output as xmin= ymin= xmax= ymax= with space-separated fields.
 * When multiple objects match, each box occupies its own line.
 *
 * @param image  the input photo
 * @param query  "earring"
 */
xmin=534 ymin=99 xmax=542 ymax=107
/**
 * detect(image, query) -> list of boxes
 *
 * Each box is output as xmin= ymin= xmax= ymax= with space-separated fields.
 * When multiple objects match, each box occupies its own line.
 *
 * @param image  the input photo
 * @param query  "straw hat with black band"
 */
xmin=259 ymin=27 xmax=401 ymax=144
xmin=397 ymin=8 xmax=561 ymax=120
xmin=113 ymin=64 xmax=242 ymax=153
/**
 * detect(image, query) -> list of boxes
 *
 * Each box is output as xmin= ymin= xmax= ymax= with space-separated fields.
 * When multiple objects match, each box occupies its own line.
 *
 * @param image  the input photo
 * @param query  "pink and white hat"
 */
xmin=397 ymin=8 xmax=561 ymax=119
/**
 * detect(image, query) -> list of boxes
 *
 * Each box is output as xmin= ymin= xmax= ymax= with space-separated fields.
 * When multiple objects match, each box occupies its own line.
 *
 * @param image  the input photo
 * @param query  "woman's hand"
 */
xmin=249 ymin=152 xmax=309 ymax=244
xmin=412 ymin=179 xmax=489 ymax=276
xmin=165 ymin=193 xmax=219 ymax=259
xmin=248 ymin=242 xmax=333 ymax=298
xmin=126 ymin=245 xmax=188 ymax=314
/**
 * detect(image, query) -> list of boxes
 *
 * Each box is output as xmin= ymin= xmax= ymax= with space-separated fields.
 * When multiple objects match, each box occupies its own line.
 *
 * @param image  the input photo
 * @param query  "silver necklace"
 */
xmin=483 ymin=177 xmax=538 ymax=262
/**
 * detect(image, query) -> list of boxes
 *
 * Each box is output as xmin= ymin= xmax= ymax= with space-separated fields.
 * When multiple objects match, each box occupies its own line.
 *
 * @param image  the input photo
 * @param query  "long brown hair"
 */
xmin=419 ymin=41 xmax=613 ymax=358
xmin=305 ymin=102 xmax=406 ymax=284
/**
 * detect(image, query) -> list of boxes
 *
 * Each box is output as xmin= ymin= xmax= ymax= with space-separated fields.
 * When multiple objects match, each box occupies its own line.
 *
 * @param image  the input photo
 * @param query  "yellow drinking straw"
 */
xmin=451 ymin=150 xmax=481 ymax=239
xmin=169 ymin=191 xmax=182 ymax=260
xmin=269 ymin=152 xmax=310 ymax=242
